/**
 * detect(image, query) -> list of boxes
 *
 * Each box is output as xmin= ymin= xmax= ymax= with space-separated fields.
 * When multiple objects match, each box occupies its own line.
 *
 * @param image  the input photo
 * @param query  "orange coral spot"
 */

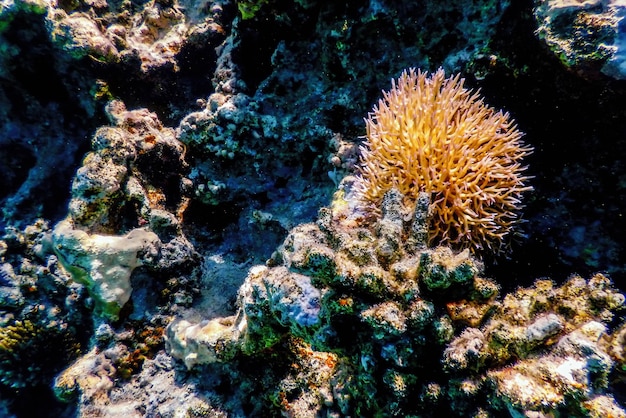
xmin=324 ymin=355 xmax=337 ymax=369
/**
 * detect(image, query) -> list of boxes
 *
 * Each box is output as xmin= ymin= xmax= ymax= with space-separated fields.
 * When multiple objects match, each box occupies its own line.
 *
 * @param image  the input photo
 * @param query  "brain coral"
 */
xmin=353 ymin=68 xmax=533 ymax=254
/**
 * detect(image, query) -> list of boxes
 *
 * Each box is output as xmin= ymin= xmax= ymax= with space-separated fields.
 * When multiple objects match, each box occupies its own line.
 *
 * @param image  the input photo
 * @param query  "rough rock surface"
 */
xmin=534 ymin=0 xmax=626 ymax=79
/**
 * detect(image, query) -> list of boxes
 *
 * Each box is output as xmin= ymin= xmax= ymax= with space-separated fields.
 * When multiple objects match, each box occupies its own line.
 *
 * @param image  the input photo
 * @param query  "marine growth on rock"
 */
xmin=165 ymin=184 xmax=626 ymax=417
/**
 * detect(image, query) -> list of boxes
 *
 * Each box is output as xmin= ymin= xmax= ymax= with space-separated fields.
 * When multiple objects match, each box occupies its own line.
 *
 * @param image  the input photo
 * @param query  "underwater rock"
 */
xmin=46 ymin=0 xmax=231 ymax=72
xmin=444 ymin=273 xmax=626 ymax=416
xmin=54 ymin=348 xmax=116 ymax=404
xmin=66 ymin=100 xmax=190 ymax=232
xmin=3 ymin=0 xmax=626 ymax=416
xmin=50 ymin=100 xmax=198 ymax=320
xmin=48 ymin=11 xmax=119 ymax=62
xmin=487 ymin=320 xmax=615 ymax=414
xmin=54 ymin=346 xmax=229 ymax=417
xmin=166 ymin=316 xmax=240 ymax=368
xmin=534 ymin=0 xmax=626 ymax=79
xmin=42 ymin=98 xmax=206 ymax=415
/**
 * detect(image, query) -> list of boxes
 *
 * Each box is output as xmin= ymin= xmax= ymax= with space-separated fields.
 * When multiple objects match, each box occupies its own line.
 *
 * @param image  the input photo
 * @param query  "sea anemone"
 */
xmin=353 ymin=68 xmax=533 ymax=254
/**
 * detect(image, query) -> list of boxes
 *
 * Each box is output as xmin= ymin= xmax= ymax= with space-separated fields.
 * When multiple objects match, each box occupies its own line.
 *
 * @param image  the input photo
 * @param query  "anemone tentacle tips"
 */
xmin=353 ymin=68 xmax=533 ymax=254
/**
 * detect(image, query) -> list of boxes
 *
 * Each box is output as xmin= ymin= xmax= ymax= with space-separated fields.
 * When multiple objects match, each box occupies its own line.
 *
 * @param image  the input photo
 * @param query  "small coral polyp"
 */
xmin=353 ymin=68 xmax=533 ymax=254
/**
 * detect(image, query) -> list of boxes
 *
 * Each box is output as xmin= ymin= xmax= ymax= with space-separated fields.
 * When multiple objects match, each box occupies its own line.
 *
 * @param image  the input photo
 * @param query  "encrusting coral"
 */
xmin=166 ymin=183 xmax=626 ymax=416
xmin=353 ymin=68 xmax=533 ymax=254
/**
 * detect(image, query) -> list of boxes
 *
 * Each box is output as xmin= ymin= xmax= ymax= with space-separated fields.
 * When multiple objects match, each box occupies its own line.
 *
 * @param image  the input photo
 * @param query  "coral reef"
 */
xmin=46 ymin=0 xmax=232 ymax=73
xmin=445 ymin=274 xmax=626 ymax=416
xmin=175 ymin=0 xmax=515 ymax=238
xmin=353 ymin=68 xmax=533 ymax=254
xmin=55 ymin=346 xmax=234 ymax=417
xmin=166 ymin=182 xmax=626 ymax=416
xmin=2 ymin=0 xmax=626 ymax=416
xmin=51 ymin=100 xmax=199 ymax=319
xmin=1 ymin=0 xmax=519 ymax=259
xmin=0 ymin=319 xmax=80 ymax=388
xmin=42 ymin=101 xmax=202 ymax=414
